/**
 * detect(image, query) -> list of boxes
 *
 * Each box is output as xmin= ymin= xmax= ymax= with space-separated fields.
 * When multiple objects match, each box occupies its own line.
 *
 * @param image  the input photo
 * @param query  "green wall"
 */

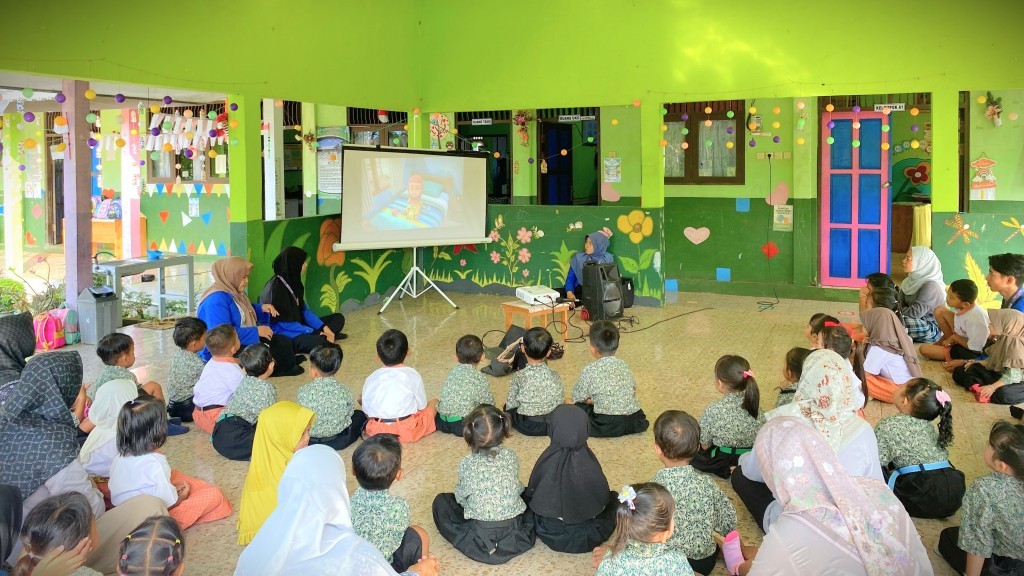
xmin=2 ymin=113 xmax=48 ymax=249
xmin=966 ymin=89 xmax=1024 ymax=208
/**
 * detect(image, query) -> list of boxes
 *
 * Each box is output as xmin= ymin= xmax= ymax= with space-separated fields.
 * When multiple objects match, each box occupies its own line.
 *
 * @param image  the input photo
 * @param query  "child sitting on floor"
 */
xmin=921 ymin=279 xmax=990 ymax=371
xmin=938 ymin=420 xmax=1024 ymax=575
xmin=298 ymin=342 xmax=366 ymax=450
xmin=776 ymin=347 xmax=811 ymax=409
xmin=191 ymin=325 xmax=243 ymax=433
xmin=109 ymin=396 xmax=231 ymax=530
xmin=117 ymin=515 xmax=186 ymax=576
xmin=505 ymin=327 xmax=563 ymax=437
xmin=819 ymin=323 xmax=868 ymax=411
xmin=524 ymin=404 xmax=618 ymax=554
xmin=362 ymin=329 xmax=437 ymax=443
xmin=691 ymin=355 xmax=764 ymax=479
xmin=594 ymin=483 xmax=694 ymax=576
xmin=350 ymin=434 xmax=431 ymax=573
xmin=954 ymin=309 xmax=1024 ymax=405
xmin=650 ymin=410 xmax=736 ymax=575
xmin=211 ymin=343 xmax=277 ymax=461
xmin=79 ymin=379 xmax=138 ymax=478
xmin=876 ymin=378 xmax=965 ymax=519
xmin=14 ymin=492 xmax=100 ymax=576
xmin=805 ymin=313 xmax=839 ymax=347
xmin=166 ymin=317 xmax=207 ymax=422
xmin=432 ymin=404 xmax=535 ymax=565
xmin=435 ymin=334 xmax=493 ymax=436
xmin=571 ymin=320 xmax=649 ymax=437
xmin=92 ymin=332 xmax=164 ymax=403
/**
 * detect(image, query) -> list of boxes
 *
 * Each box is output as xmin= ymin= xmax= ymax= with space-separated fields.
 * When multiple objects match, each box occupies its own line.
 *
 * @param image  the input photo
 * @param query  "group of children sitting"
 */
xmin=29 ymin=280 xmax=1022 ymax=576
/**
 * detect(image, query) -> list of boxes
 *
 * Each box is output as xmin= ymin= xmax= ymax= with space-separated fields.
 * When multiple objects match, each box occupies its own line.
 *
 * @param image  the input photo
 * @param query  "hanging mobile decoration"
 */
xmin=512 ymin=110 xmax=532 ymax=147
xmin=983 ymin=91 xmax=1003 ymax=127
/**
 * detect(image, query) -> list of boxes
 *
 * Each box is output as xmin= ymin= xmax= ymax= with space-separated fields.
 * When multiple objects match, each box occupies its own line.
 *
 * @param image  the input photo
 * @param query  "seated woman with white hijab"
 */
xmin=235 ymin=445 xmax=439 ymax=576
xmin=731 ymin=349 xmax=883 ymax=533
xmin=741 ymin=417 xmax=932 ymax=576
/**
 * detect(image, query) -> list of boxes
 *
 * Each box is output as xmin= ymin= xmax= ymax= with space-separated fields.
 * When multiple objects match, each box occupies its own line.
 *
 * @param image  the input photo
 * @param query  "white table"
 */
xmin=94 ymin=254 xmax=195 ymax=322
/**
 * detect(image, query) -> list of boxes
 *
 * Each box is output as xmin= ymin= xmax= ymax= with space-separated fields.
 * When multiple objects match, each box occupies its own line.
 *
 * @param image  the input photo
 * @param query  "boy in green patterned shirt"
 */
xmin=211 ymin=343 xmax=277 ymax=460
xmin=166 ymin=317 xmax=207 ymax=422
xmin=572 ymin=320 xmax=649 ymax=437
xmin=350 ymin=434 xmax=430 ymax=573
xmin=505 ymin=327 xmax=563 ymax=436
xmin=435 ymin=334 xmax=493 ymax=436
xmin=92 ymin=332 xmax=165 ymax=403
xmin=651 ymin=410 xmax=737 ymax=576
xmin=298 ymin=342 xmax=366 ymax=451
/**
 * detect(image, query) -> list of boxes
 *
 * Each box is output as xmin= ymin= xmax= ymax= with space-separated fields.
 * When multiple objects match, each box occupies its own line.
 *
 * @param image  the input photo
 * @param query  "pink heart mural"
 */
xmin=683 ymin=227 xmax=710 ymax=245
xmin=31 ymin=204 xmax=42 ymax=219
xmin=766 ymin=181 xmax=790 ymax=205
xmin=601 ymin=182 xmax=621 ymax=202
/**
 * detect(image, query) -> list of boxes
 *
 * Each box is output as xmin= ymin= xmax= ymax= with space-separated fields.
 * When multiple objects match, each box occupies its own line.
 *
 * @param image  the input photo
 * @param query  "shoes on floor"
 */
xmin=276 ymin=365 xmax=305 ymax=377
xmin=167 ymin=422 xmax=190 ymax=436
xmin=335 ymin=332 xmax=348 ymax=340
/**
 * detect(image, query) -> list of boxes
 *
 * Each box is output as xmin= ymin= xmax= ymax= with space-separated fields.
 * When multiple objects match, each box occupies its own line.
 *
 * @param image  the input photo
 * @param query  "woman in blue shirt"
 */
xmin=196 ymin=257 xmax=301 ymax=376
xmin=563 ymin=228 xmax=614 ymax=305
xmin=259 ymin=247 xmax=346 ymax=354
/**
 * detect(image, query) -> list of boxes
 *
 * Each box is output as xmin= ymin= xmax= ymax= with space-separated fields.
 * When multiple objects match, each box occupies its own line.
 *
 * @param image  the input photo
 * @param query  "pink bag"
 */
xmin=33 ymin=311 xmax=66 ymax=351
xmin=50 ymin=308 xmax=80 ymax=345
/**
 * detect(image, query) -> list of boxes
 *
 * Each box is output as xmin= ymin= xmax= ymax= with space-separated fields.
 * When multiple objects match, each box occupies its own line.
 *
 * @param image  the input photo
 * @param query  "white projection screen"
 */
xmin=335 ymin=147 xmax=488 ymax=251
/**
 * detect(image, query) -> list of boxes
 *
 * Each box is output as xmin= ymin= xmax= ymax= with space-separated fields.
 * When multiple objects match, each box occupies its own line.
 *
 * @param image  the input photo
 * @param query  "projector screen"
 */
xmin=335 ymin=147 xmax=488 ymax=251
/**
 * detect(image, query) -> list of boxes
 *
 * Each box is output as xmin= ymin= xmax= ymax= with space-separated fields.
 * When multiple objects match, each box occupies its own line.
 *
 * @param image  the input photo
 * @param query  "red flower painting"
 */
xmin=904 ymin=162 xmax=930 ymax=185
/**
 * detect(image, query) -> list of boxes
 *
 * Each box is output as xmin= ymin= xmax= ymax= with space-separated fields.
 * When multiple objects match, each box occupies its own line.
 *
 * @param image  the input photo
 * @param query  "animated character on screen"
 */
xmin=404 ymin=174 xmax=424 ymax=221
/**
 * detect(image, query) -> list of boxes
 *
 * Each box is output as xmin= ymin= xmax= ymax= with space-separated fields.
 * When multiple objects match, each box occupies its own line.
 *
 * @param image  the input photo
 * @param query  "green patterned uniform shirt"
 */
xmin=437 ymin=363 xmax=494 ymax=419
xmin=596 ymin=541 xmax=694 ymax=576
xmin=455 ymin=446 xmax=526 ymax=521
xmin=653 ymin=465 xmax=736 ymax=559
xmin=350 ymin=487 xmax=410 ymax=560
xmin=571 ymin=356 xmax=642 ymax=415
xmin=91 ymin=365 xmax=139 ymax=398
xmin=167 ymin=349 xmax=205 ymax=403
xmin=223 ymin=375 xmax=277 ymax=424
xmin=506 ymin=363 xmax=563 ymax=417
xmin=297 ymin=376 xmax=356 ymax=438
xmin=875 ymin=413 xmax=949 ymax=468
xmin=958 ymin=472 xmax=1024 ymax=559
xmin=698 ymin=392 xmax=764 ymax=448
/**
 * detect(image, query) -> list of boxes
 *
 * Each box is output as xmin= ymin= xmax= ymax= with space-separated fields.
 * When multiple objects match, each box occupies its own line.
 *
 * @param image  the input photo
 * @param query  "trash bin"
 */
xmin=78 ymin=287 xmax=120 ymax=345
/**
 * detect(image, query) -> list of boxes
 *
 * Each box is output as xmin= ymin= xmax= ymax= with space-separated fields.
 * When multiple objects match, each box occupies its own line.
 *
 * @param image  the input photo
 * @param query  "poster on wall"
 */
xmin=603 ymin=157 xmax=621 ymax=183
xmin=970 ymin=156 xmax=997 ymax=201
xmin=317 ymin=149 xmax=342 ymax=195
xmin=773 ymin=205 xmax=793 ymax=232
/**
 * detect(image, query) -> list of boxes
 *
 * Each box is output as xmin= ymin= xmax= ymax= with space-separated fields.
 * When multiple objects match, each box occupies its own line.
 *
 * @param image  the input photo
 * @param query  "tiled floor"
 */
xmin=68 ymin=291 xmax=1007 ymax=575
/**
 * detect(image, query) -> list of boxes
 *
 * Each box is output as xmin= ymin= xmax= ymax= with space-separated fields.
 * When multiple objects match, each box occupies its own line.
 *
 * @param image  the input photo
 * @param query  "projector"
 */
xmin=516 ymin=285 xmax=560 ymax=306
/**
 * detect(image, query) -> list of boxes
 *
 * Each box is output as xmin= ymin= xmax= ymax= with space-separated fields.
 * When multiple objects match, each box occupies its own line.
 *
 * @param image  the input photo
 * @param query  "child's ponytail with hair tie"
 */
xmin=934 ymin=385 xmax=954 ymax=450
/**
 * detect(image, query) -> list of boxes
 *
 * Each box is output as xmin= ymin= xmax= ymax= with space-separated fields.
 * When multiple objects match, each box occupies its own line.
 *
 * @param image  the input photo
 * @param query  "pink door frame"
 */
xmin=819 ymin=111 xmax=891 ymax=288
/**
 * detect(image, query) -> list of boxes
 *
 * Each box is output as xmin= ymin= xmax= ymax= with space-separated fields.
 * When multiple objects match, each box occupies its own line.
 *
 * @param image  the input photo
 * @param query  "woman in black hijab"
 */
xmin=522 ymin=404 xmax=618 ymax=554
xmin=0 ymin=312 xmax=37 ymax=409
xmin=259 ymin=247 xmax=346 ymax=354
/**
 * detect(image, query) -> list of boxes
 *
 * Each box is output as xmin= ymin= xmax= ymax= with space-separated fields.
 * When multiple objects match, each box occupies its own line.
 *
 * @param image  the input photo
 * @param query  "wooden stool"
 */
xmin=501 ymin=300 xmax=570 ymax=341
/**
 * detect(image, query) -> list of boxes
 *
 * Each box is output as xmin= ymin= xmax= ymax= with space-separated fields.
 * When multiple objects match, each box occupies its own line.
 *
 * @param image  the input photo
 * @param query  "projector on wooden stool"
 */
xmin=516 ymin=285 xmax=560 ymax=306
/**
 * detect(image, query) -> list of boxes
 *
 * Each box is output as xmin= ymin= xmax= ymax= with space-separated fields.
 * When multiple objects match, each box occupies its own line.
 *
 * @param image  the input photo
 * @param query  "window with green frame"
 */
xmin=663 ymin=100 xmax=745 ymax=185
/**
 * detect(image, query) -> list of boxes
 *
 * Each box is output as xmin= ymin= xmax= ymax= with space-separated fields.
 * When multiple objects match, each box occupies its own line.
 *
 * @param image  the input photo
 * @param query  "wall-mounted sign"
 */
xmin=471 ymin=118 xmax=492 ymax=126
xmin=873 ymin=103 xmax=906 ymax=112
xmin=558 ymin=115 xmax=582 ymax=122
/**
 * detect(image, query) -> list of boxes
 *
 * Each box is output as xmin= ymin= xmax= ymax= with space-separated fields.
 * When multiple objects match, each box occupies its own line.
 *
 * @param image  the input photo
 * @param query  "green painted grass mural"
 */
xmin=422 ymin=205 xmax=664 ymax=304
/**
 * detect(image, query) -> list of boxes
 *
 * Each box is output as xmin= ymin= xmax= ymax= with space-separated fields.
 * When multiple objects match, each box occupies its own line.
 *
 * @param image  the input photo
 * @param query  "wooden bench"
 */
xmin=501 ymin=300 xmax=570 ymax=341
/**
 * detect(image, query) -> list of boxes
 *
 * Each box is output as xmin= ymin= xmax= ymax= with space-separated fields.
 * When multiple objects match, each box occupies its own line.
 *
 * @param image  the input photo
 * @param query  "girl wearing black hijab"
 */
xmin=522 ymin=404 xmax=618 ymax=553
xmin=259 ymin=247 xmax=347 ymax=354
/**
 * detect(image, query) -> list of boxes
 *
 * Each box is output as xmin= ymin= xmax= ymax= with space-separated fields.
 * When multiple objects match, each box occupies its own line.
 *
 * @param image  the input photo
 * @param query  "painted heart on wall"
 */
xmin=683 ymin=226 xmax=710 ymax=245
xmin=766 ymin=181 xmax=790 ymax=205
xmin=601 ymin=182 xmax=621 ymax=202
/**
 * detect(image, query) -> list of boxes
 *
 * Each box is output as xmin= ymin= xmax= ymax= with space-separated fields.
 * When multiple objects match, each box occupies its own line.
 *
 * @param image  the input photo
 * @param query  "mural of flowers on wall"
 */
xmin=617 ymin=210 xmax=659 ymax=294
xmin=423 ymin=206 xmax=664 ymax=303
xmin=316 ymin=218 xmax=351 ymax=312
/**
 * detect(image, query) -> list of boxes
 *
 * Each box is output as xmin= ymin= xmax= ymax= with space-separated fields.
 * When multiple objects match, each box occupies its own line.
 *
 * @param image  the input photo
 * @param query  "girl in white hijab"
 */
xmin=234 ymin=445 xmax=439 ymax=576
xmin=898 ymin=246 xmax=946 ymax=343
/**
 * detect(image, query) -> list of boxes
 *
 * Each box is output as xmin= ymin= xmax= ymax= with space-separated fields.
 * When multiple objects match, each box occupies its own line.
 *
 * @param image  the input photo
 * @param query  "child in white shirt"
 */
xmin=191 ymin=325 xmax=243 ymax=434
xmin=922 ymin=279 xmax=991 ymax=371
xmin=109 ymin=396 xmax=231 ymax=529
xmin=362 ymin=329 xmax=437 ymax=443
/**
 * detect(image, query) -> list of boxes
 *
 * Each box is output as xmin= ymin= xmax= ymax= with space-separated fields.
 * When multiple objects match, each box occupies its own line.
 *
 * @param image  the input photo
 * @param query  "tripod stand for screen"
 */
xmin=378 ymin=246 xmax=458 ymax=314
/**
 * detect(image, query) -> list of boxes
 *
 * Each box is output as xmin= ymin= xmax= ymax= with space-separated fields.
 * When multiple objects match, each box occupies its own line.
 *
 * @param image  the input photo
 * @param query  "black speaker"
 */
xmin=621 ymin=277 xmax=635 ymax=308
xmin=582 ymin=262 xmax=624 ymax=320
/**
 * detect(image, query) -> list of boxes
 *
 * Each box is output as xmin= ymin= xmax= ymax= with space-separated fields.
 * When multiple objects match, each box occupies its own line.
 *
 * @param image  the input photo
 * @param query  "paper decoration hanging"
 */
xmin=513 ymin=110 xmax=532 ymax=146
xmin=970 ymin=156 xmax=997 ymax=201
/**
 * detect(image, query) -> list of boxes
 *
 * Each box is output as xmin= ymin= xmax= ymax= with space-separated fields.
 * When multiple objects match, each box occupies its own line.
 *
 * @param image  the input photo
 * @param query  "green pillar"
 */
xmin=931 ymin=90 xmax=959 ymax=214
xmin=227 ymin=93 xmax=263 ymax=260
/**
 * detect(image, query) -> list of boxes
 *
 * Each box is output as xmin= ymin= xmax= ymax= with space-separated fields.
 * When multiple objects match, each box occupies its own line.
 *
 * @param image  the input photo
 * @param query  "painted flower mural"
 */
xmin=618 ymin=210 xmax=654 ymax=244
xmin=904 ymin=162 xmax=929 ymax=185
xmin=317 ymin=218 xmax=346 ymax=267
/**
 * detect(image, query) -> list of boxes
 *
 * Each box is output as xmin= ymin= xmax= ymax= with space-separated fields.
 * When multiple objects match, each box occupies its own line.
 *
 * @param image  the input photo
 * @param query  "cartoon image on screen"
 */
xmin=359 ymin=157 xmax=462 ymax=230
